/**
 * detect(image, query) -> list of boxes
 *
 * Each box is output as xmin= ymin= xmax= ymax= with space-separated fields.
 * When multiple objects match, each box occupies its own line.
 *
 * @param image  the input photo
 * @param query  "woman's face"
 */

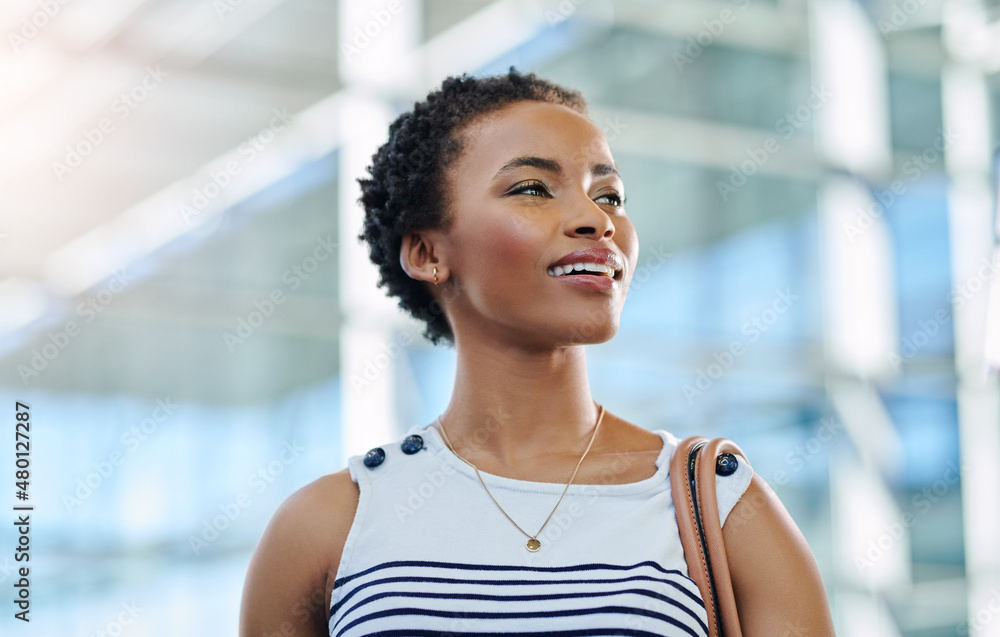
xmin=437 ymin=99 xmax=639 ymax=348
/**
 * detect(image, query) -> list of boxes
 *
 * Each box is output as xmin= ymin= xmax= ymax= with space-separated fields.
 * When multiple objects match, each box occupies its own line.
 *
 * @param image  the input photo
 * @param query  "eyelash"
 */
xmin=510 ymin=180 xmax=626 ymax=207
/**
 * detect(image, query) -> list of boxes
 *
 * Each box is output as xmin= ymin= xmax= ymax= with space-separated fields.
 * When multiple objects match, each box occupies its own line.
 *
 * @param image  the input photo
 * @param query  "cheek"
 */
xmin=468 ymin=211 xmax=548 ymax=276
xmin=616 ymin=219 xmax=639 ymax=265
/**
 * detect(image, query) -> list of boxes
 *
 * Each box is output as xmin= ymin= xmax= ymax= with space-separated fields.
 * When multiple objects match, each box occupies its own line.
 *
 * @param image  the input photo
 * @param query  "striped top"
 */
xmin=329 ymin=423 xmax=754 ymax=637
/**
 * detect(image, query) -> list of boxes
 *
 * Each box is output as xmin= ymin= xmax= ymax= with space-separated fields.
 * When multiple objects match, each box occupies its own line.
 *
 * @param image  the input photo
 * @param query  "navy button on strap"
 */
xmin=363 ymin=447 xmax=386 ymax=468
xmin=401 ymin=435 xmax=424 ymax=454
xmin=715 ymin=452 xmax=739 ymax=476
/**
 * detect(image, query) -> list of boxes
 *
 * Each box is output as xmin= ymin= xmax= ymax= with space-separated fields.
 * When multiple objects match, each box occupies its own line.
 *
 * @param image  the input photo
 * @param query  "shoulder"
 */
xmin=263 ymin=468 xmax=360 ymax=553
xmin=598 ymin=412 xmax=667 ymax=454
xmin=287 ymin=468 xmax=361 ymax=523
xmin=578 ymin=412 xmax=668 ymax=483
xmin=664 ymin=435 xmax=754 ymax=526
xmin=239 ymin=469 xmax=360 ymax=637
xmin=722 ymin=474 xmax=836 ymax=635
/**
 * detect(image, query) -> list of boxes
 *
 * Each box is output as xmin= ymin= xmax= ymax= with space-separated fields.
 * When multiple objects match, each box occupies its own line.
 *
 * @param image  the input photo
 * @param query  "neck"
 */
xmin=437 ymin=333 xmax=601 ymax=469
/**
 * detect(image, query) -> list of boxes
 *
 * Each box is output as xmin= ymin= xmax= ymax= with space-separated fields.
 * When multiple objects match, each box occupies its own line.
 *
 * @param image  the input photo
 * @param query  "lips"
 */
xmin=547 ymin=247 xmax=624 ymax=280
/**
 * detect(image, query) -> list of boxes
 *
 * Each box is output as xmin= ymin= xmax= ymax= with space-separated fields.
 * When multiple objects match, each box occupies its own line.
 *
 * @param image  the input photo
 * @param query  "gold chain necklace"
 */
xmin=435 ymin=403 xmax=605 ymax=552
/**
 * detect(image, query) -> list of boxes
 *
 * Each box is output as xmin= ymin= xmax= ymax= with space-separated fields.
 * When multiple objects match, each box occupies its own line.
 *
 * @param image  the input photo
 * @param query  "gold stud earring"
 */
xmin=433 ymin=266 xmax=439 ymax=285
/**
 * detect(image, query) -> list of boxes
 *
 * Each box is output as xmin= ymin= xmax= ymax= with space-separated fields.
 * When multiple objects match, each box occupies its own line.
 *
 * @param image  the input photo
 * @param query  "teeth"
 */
xmin=547 ymin=262 xmax=616 ymax=277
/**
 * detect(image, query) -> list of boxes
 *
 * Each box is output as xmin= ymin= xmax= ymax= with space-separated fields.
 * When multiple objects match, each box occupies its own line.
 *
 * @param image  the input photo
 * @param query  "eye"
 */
xmin=595 ymin=191 xmax=626 ymax=208
xmin=509 ymin=180 xmax=551 ymax=198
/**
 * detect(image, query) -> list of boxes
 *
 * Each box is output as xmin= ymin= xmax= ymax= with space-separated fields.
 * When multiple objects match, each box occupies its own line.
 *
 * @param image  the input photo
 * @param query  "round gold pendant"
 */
xmin=526 ymin=538 xmax=541 ymax=552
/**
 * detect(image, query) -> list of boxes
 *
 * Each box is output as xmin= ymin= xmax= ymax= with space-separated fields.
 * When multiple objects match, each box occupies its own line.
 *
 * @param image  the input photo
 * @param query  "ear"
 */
xmin=400 ymin=230 xmax=446 ymax=285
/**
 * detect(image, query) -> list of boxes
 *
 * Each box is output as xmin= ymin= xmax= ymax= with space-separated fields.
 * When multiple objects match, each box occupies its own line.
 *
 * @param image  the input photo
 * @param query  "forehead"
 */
xmin=454 ymin=100 xmax=615 ymax=176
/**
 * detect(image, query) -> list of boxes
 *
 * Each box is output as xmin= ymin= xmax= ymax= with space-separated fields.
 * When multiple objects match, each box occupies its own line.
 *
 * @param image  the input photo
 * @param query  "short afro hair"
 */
xmin=356 ymin=67 xmax=589 ymax=346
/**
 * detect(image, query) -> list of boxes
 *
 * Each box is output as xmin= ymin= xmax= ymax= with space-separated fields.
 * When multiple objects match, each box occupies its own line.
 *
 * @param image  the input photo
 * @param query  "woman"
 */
xmin=240 ymin=68 xmax=835 ymax=636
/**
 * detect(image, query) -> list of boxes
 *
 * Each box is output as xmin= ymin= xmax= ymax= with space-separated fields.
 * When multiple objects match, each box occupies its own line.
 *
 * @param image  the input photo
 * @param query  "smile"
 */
xmin=546 ymin=262 xmax=617 ymax=278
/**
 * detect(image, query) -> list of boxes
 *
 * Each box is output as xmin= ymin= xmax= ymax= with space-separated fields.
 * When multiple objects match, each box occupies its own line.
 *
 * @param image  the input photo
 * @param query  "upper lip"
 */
xmin=548 ymin=247 xmax=625 ymax=278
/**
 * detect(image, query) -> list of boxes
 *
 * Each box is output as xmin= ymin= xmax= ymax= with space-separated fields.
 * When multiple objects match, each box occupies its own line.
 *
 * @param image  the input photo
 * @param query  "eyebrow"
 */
xmin=492 ymin=155 xmax=620 ymax=180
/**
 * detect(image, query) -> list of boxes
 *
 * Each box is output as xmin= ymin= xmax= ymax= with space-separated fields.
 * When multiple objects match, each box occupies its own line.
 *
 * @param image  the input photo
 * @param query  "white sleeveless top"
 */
xmin=329 ymin=423 xmax=754 ymax=637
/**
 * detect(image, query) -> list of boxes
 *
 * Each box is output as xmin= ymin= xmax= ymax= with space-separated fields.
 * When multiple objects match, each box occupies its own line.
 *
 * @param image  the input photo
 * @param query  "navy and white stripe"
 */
xmin=328 ymin=423 xmax=753 ymax=637
xmin=330 ymin=560 xmax=707 ymax=636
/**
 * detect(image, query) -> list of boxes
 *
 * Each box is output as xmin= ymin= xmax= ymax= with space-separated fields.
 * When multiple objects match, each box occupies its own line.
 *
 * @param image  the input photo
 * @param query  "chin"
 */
xmin=562 ymin=320 xmax=619 ymax=346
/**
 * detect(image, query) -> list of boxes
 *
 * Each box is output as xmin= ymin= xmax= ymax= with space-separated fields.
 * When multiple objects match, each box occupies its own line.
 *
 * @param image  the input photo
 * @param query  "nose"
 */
xmin=565 ymin=193 xmax=615 ymax=240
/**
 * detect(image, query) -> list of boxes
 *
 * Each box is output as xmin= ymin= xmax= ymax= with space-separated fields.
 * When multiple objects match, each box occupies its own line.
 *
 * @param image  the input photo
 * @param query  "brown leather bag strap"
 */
xmin=697 ymin=438 xmax=745 ymax=637
xmin=670 ymin=436 xmax=718 ymax=636
xmin=669 ymin=436 xmax=745 ymax=637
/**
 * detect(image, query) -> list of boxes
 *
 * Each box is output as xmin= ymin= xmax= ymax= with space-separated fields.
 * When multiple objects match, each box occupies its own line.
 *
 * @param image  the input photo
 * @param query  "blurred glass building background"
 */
xmin=0 ymin=0 xmax=999 ymax=635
